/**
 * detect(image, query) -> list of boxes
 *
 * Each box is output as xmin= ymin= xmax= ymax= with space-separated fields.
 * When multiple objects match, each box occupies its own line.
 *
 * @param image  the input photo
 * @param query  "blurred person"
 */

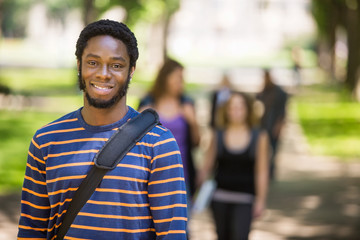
xmin=256 ymin=69 xmax=288 ymax=180
xmin=291 ymin=46 xmax=302 ymax=87
xmin=138 ymin=58 xmax=200 ymax=201
xmin=209 ymin=72 xmax=232 ymax=129
xmin=17 ymin=20 xmax=187 ymax=239
xmin=197 ymin=91 xmax=269 ymax=240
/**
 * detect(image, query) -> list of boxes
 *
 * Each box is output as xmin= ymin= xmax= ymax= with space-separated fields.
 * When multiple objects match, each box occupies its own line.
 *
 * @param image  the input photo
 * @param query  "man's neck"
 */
xmin=81 ymin=99 xmax=128 ymax=126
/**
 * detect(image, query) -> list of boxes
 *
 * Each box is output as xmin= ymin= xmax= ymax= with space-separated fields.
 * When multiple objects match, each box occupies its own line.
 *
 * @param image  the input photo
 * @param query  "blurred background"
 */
xmin=0 ymin=0 xmax=359 ymax=239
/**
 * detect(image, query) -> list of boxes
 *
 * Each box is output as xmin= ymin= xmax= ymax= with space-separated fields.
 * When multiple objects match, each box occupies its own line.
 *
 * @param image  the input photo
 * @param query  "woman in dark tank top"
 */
xmin=197 ymin=91 xmax=270 ymax=240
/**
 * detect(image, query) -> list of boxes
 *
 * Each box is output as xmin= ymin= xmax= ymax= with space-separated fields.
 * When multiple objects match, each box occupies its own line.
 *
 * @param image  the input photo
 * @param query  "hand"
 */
xmin=272 ymin=120 xmax=283 ymax=138
xmin=253 ymin=200 xmax=266 ymax=219
xmin=196 ymin=170 xmax=208 ymax=189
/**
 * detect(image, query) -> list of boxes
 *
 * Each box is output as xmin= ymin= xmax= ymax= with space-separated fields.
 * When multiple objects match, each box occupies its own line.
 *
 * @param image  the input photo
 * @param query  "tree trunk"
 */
xmin=0 ymin=0 xmax=3 ymax=38
xmin=345 ymin=7 xmax=360 ymax=91
xmin=353 ymin=1 xmax=360 ymax=100
xmin=328 ymin=1 xmax=338 ymax=80
xmin=82 ymin=0 xmax=96 ymax=26
xmin=162 ymin=13 xmax=170 ymax=61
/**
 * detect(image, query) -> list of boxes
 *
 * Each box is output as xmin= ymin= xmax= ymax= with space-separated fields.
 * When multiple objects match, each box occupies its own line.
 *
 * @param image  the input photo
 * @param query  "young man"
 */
xmin=17 ymin=19 xmax=188 ymax=239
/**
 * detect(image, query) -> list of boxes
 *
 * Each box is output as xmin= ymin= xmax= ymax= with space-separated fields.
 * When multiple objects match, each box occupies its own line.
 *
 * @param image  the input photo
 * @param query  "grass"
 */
xmin=0 ymin=110 xmax=63 ymax=192
xmin=294 ymin=84 xmax=360 ymax=159
xmin=0 ymin=68 xmax=79 ymax=96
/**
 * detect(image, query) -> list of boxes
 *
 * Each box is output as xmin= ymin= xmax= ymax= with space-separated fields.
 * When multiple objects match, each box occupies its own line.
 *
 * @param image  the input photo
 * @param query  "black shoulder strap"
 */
xmin=55 ymin=109 xmax=159 ymax=240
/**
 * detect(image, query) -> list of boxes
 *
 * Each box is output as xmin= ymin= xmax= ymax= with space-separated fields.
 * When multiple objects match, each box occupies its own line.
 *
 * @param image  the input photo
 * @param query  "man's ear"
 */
xmin=77 ymin=60 xmax=81 ymax=73
xmin=130 ymin=66 xmax=136 ymax=79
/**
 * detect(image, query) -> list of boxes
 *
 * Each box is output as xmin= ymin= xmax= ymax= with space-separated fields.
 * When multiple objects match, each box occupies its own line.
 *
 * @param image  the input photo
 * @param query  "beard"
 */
xmin=79 ymin=73 xmax=131 ymax=109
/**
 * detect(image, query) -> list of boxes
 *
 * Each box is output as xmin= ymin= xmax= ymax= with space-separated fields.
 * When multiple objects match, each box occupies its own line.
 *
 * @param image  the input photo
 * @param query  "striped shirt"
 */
xmin=17 ymin=106 xmax=188 ymax=240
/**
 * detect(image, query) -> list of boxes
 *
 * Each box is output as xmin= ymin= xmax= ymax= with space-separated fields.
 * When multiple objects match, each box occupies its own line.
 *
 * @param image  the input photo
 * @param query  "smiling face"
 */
xmin=79 ymin=35 xmax=134 ymax=109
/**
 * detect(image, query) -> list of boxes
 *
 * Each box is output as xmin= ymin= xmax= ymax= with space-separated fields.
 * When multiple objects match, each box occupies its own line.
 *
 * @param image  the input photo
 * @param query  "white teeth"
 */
xmin=93 ymin=84 xmax=111 ymax=90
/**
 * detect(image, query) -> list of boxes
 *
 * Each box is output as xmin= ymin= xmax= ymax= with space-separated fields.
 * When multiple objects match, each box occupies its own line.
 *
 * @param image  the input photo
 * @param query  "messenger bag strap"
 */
xmin=55 ymin=108 xmax=159 ymax=240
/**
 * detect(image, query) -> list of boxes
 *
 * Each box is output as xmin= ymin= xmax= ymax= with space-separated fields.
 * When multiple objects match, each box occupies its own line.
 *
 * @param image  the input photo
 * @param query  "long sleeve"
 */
xmin=18 ymin=136 xmax=50 ymax=239
xmin=148 ymin=129 xmax=188 ymax=240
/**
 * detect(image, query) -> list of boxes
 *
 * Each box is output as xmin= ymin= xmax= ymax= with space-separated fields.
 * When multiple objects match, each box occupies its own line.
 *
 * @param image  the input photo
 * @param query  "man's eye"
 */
xmin=112 ymin=64 xmax=121 ymax=69
xmin=88 ymin=61 xmax=97 ymax=66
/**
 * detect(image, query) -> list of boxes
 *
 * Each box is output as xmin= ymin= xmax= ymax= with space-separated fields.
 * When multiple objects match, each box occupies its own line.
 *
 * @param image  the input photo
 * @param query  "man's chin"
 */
xmin=86 ymin=93 xmax=121 ymax=109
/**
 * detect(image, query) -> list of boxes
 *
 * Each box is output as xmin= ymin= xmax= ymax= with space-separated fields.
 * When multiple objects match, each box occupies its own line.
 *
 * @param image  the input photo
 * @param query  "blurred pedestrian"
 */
xmin=197 ymin=91 xmax=269 ymax=240
xmin=138 ymin=58 xmax=200 ymax=200
xmin=209 ymin=72 xmax=232 ymax=129
xmin=291 ymin=46 xmax=302 ymax=87
xmin=256 ymin=69 xmax=288 ymax=180
xmin=17 ymin=20 xmax=187 ymax=239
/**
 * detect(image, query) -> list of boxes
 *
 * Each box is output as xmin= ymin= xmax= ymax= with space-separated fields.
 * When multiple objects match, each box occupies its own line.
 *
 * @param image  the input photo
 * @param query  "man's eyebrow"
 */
xmin=85 ymin=54 xmax=126 ymax=62
xmin=85 ymin=53 xmax=100 ymax=59
xmin=111 ymin=56 xmax=126 ymax=62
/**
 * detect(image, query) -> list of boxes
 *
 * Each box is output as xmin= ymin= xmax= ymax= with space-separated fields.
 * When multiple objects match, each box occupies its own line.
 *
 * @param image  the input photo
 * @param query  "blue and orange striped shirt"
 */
xmin=17 ymin=107 xmax=188 ymax=239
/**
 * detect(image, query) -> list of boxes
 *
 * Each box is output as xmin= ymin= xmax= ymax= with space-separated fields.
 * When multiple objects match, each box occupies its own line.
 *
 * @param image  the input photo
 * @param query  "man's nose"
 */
xmin=97 ymin=65 xmax=111 ymax=79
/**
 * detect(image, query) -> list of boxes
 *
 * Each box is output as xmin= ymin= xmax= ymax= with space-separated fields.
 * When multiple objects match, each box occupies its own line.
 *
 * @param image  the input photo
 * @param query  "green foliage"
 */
xmin=124 ymin=0 xmax=180 ymax=26
xmin=311 ymin=0 xmax=332 ymax=38
xmin=310 ymin=0 xmax=346 ymax=38
xmin=45 ymin=0 xmax=80 ymax=23
xmin=295 ymin=84 xmax=360 ymax=159
xmin=91 ymin=0 xmax=145 ymax=26
xmin=91 ymin=0 xmax=180 ymax=26
xmin=1 ymin=0 xmax=36 ymax=37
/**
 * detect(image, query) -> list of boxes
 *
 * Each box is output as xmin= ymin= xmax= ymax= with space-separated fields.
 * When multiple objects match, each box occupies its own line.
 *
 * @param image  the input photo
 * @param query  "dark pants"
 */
xmin=211 ymin=200 xmax=253 ymax=240
xmin=269 ymin=134 xmax=279 ymax=180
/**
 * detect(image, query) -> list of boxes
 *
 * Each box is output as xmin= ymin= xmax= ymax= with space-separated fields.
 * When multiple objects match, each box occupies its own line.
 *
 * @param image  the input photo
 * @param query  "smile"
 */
xmin=92 ymin=84 xmax=113 ymax=90
xmin=90 ymin=82 xmax=115 ymax=95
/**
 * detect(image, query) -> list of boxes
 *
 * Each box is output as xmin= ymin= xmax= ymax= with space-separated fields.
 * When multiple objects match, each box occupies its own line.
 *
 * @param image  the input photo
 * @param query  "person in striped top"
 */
xmin=17 ymin=19 xmax=188 ymax=240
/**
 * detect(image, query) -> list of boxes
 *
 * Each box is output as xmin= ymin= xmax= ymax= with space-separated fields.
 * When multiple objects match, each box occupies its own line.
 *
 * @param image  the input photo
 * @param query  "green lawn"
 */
xmin=0 ymin=110 xmax=63 ymax=192
xmin=0 ymin=68 xmax=79 ymax=95
xmin=294 ymin=84 xmax=360 ymax=159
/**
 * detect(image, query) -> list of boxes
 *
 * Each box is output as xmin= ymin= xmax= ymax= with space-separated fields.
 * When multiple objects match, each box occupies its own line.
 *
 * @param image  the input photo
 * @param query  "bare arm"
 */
xmin=196 ymin=130 xmax=217 ymax=187
xmin=253 ymin=130 xmax=270 ymax=218
xmin=182 ymin=103 xmax=200 ymax=147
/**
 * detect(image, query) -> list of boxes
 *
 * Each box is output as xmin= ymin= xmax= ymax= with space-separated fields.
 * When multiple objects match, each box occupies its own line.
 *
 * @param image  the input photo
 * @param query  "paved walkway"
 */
xmin=1 ymin=89 xmax=360 ymax=239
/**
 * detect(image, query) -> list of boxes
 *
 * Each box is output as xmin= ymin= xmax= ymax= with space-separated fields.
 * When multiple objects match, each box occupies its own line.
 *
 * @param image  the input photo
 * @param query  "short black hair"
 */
xmin=75 ymin=19 xmax=139 ymax=69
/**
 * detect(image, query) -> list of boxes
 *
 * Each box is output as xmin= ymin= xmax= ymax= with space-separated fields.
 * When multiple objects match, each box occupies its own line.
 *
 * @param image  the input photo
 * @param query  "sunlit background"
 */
xmin=0 ymin=0 xmax=359 ymax=239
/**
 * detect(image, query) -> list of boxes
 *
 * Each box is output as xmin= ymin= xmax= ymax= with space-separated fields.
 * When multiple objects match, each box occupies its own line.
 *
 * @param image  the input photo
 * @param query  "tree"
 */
xmin=0 ymin=0 xmax=3 ymax=38
xmin=1 ymin=0 xmax=35 ymax=38
xmin=311 ymin=0 xmax=341 ymax=80
xmin=80 ymin=0 xmax=144 ymax=26
xmin=343 ymin=0 xmax=360 ymax=92
xmin=137 ymin=0 xmax=181 ymax=61
xmin=311 ymin=0 xmax=360 ymax=100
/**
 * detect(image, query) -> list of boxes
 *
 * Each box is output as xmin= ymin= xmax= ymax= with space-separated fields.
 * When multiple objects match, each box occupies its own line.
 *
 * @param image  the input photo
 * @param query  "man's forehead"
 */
xmin=86 ymin=35 xmax=126 ymax=46
xmin=83 ymin=35 xmax=129 ymax=58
